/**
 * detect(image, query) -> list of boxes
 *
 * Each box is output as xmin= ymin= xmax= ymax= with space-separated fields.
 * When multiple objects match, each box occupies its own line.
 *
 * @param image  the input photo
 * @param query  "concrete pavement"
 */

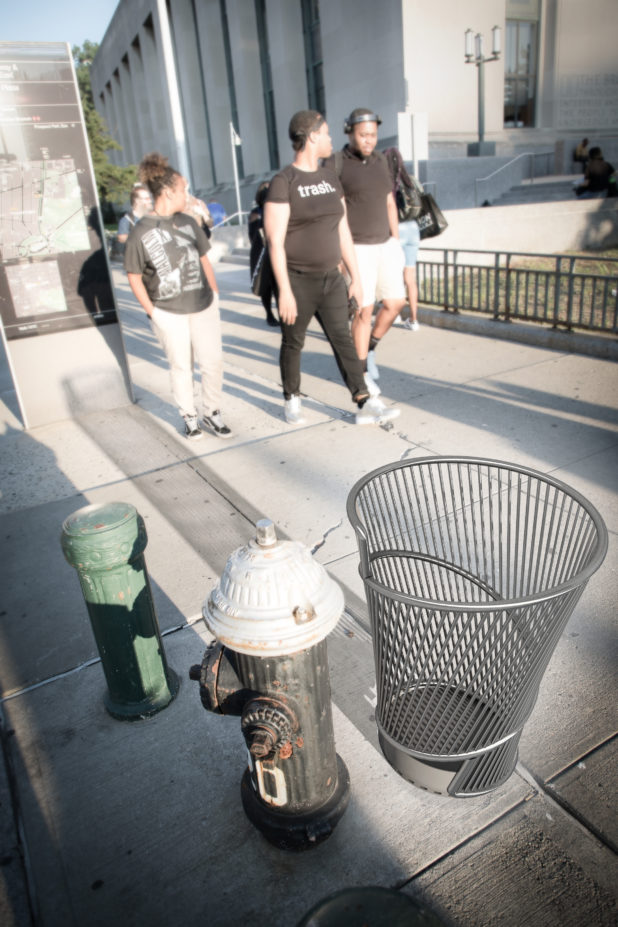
xmin=0 ymin=261 xmax=616 ymax=926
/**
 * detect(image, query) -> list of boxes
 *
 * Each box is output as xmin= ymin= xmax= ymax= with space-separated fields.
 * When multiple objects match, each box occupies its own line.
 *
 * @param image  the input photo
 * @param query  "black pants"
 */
xmin=280 ymin=268 xmax=366 ymax=401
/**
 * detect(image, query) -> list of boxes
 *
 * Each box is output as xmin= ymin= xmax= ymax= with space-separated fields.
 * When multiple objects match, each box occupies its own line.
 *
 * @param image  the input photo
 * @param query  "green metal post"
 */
xmin=61 ymin=501 xmax=179 ymax=720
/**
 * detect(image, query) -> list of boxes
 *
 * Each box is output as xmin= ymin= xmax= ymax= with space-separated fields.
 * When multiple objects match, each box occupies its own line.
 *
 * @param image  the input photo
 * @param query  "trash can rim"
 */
xmin=346 ymin=455 xmax=608 ymax=608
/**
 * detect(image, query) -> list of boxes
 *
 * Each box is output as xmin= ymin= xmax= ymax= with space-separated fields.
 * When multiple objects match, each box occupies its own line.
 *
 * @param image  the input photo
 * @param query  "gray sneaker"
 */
xmin=355 ymin=397 xmax=400 ymax=426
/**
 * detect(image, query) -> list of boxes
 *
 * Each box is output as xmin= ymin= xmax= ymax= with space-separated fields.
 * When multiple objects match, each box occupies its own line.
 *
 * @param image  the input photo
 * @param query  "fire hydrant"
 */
xmin=190 ymin=519 xmax=350 ymax=850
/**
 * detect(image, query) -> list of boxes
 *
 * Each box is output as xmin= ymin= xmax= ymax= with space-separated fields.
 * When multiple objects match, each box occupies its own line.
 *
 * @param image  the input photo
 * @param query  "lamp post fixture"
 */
xmin=465 ymin=26 xmax=501 ymax=156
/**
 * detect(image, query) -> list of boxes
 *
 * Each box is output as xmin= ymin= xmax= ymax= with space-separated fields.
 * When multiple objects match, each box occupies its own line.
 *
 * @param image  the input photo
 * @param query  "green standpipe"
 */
xmin=61 ymin=501 xmax=179 ymax=720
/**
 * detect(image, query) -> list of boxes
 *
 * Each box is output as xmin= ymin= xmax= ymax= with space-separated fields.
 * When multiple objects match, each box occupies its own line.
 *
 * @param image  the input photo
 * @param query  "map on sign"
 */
xmin=0 ymin=157 xmax=91 ymax=261
xmin=0 ymin=42 xmax=117 ymax=340
xmin=5 ymin=261 xmax=67 ymax=321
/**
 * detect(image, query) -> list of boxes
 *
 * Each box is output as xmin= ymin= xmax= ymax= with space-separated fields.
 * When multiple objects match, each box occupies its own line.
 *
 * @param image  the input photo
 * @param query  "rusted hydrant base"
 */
xmin=240 ymin=754 xmax=350 ymax=851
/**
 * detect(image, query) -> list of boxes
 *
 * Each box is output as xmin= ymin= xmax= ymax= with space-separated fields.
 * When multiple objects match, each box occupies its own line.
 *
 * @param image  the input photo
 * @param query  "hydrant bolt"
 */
xmin=293 ymin=605 xmax=315 ymax=625
xmin=247 ymin=729 xmax=276 ymax=758
xmin=241 ymin=697 xmax=296 ymax=758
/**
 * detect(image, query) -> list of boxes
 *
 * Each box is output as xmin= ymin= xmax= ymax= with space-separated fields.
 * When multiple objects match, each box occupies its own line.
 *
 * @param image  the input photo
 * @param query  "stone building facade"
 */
xmin=90 ymin=0 xmax=618 ymax=210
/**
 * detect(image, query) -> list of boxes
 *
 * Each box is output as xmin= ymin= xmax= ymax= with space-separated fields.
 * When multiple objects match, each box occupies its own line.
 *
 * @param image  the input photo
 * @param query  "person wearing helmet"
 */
xmin=325 ymin=108 xmax=406 ymax=388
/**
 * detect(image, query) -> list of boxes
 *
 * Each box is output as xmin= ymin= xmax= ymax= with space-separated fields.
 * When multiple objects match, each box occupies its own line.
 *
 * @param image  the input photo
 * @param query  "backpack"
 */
xmin=383 ymin=148 xmax=423 ymax=222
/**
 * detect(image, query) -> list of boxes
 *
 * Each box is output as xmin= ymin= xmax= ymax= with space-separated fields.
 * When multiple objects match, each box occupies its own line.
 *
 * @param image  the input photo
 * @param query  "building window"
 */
xmin=504 ymin=19 xmax=538 ymax=128
xmin=255 ymin=0 xmax=279 ymax=170
xmin=301 ymin=0 xmax=325 ymax=115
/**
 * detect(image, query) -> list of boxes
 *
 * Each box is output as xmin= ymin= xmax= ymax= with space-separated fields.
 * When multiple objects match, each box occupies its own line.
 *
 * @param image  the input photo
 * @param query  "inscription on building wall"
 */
xmin=557 ymin=73 xmax=618 ymax=129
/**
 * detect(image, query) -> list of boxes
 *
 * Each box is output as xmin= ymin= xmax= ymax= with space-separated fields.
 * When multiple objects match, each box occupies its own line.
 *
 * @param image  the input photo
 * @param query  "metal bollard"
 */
xmin=61 ymin=501 xmax=179 ymax=720
xmin=190 ymin=518 xmax=350 ymax=851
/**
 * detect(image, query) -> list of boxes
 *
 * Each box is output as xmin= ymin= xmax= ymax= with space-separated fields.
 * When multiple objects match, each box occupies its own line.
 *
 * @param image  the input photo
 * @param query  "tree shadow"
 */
xmin=582 ymin=198 xmax=618 ymax=251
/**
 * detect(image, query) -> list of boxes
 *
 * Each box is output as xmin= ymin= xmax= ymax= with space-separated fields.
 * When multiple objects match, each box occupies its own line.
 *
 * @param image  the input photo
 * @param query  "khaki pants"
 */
xmin=150 ymin=295 xmax=223 ymax=419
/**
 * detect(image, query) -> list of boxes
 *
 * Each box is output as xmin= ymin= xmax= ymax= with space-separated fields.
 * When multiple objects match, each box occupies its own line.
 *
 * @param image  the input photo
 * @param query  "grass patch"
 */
xmin=418 ymin=249 xmax=618 ymax=331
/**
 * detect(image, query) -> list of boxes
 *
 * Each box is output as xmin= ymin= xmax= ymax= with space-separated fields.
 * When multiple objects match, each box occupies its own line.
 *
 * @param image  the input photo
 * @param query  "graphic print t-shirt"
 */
xmin=124 ymin=213 xmax=213 ymax=314
xmin=266 ymin=164 xmax=344 ymax=272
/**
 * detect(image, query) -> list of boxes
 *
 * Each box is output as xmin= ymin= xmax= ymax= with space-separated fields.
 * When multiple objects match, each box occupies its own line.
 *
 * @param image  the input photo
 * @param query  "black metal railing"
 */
xmin=417 ymin=248 xmax=618 ymax=334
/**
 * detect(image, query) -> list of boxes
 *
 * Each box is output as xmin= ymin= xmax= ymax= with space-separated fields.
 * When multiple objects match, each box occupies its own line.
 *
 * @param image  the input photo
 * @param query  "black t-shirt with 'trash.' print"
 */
xmin=266 ymin=164 xmax=344 ymax=272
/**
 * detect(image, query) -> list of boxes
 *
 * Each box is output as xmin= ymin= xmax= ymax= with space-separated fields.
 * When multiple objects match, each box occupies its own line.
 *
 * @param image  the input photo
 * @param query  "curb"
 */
xmin=416 ymin=305 xmax=618 ymax=361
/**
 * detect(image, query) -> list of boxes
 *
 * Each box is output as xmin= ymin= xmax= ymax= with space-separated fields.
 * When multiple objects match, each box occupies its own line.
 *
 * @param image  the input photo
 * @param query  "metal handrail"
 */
xmin=474 ymin=151 xmax=554 ymax=206
xmin=477 ymin=152 xmax=534 ymax=184
xmin=212 ymin=210 xmax=250 ymax=228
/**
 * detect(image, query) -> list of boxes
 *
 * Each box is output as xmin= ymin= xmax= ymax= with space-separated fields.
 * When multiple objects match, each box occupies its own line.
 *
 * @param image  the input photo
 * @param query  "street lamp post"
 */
xmin=465 ymin=26 xmax=501 ymax=156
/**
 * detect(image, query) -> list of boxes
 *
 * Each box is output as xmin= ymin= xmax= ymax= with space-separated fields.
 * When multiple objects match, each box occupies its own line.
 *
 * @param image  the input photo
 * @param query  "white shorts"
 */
xmin=354 ymin=237 xmax=406 ymax=308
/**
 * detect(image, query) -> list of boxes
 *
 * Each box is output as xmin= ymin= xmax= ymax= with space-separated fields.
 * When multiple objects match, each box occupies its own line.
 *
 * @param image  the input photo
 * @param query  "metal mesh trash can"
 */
xmin=347 ymin=457 xmax=607 ymax=797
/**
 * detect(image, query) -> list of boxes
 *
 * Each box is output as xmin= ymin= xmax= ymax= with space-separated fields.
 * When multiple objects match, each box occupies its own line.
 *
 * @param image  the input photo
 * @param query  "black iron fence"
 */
xmin=417 ymin=248 xmax=618 ymax=334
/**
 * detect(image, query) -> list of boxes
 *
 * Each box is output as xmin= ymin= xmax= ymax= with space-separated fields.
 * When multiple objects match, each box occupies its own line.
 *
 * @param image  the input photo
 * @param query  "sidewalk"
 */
xmin=0 ymin=262 xmax=616 ymax=927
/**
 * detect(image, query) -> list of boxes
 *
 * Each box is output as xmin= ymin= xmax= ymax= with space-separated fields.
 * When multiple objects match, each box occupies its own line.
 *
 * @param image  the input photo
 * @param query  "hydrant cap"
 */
xmin=203 ymin=520 xmax=344 ymax=655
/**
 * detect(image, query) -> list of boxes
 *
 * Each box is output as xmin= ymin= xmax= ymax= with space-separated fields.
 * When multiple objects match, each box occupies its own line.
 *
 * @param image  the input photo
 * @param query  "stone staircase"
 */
xmin=489 ymin=175 xmax=582 ymax=207
xmin=220 ymin=245 xmax=250 ymax=265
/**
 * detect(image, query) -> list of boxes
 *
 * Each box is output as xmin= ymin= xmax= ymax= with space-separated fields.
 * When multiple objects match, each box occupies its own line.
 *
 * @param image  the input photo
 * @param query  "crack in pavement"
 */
xmin=311 ymin=518 xmax=343 ymax=555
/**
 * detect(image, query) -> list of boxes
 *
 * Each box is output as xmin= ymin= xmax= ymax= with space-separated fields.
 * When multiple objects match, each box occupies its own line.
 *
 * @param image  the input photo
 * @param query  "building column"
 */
xmin=140 ymin=15 xmax=174 ymax=158
xmin=168 ymin=0 xmax=214 ymax=191
xmin=128 ymin=34 xmax=156 ymax=158
xmin=154 ymin=0 xmax=191 ymax=185
xmin=112 ymin=68 xmax=135 ymax=165
xmin=103 ymin=81 xmax=123 ymax=166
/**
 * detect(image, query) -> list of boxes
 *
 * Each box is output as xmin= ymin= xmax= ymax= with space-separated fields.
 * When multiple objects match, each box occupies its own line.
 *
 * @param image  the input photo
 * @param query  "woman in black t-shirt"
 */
xmin=125 ymin=152 xmax=231 ymax=441
xmin=264 ymin=110 xmax=398 ymax=426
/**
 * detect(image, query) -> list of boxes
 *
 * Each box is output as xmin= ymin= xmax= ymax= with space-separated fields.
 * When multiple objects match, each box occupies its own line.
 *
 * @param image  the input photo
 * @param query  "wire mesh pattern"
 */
xmin=347 ymin=457 xmax=607 ymax=796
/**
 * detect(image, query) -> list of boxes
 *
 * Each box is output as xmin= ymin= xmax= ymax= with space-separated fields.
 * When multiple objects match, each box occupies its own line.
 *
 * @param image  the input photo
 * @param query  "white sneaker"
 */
xmin=284 ymin=395 xmax=306 ymax=424
xmin=366 ymin=350 xmax=380 ymax=380
xmin=403 ymin=319 xmax=419 ymax=331
xmin=355 ymin=397 xmax=400 ymax=425
xmin=183 ymin=414 xmax=203 ymax=440
xmin=364 ymin=373 xmax=381 ymax=397
xmin=202 ymin=410 xmax=232 ymax=439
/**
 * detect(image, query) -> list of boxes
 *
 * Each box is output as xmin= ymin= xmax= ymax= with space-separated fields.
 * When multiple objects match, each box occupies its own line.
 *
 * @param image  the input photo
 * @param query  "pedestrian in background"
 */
xmin=573 ymin=137 xmax=589 ymax=173
xmin=208 ymin=200 xmax=227 ymax=226
xmin=575 ymin=147 xmax=616 ymax=197
xmin=248 ymin=180 xmax=279 ymax=327
xmin=384 ymin=147 xmax=421 ymax=331
xmin=117 ymin=184 xmax=152 ymax=244
xmin=185 ymin=193 xmax=214 ymax=238
xmin=325 ymin=108 xmax=405 ymax=398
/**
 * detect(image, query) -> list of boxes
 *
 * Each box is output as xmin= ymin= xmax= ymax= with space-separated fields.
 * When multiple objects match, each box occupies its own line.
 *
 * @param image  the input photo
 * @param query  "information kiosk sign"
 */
xmin=0 ymin=42 xmax=117 ymax=340
xmin=0 ymin=42 xmax=132 ymax=428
